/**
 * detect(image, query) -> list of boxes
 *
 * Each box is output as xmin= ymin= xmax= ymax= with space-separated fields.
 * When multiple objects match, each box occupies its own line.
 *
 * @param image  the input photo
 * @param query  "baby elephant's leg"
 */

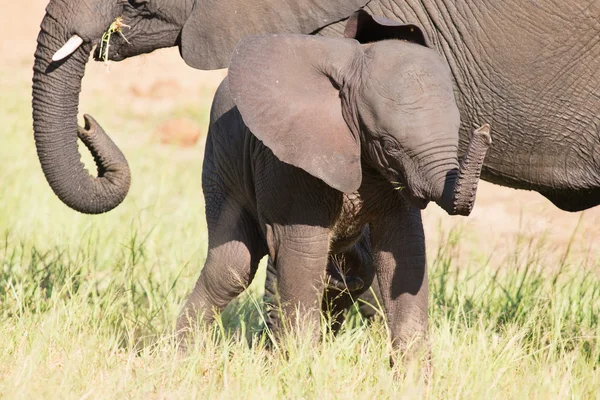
xmin=256 ymin=161 xmax=341 ymax=343
xmin=266 ymin=226 xmax=331 ymax=343
xmin=177 ymin=194 xmax=266 ymax=342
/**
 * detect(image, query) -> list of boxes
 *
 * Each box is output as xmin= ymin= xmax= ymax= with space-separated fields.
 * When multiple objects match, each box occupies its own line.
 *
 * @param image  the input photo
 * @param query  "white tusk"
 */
xmin=52 ymin=35 xmax=84 ymax=62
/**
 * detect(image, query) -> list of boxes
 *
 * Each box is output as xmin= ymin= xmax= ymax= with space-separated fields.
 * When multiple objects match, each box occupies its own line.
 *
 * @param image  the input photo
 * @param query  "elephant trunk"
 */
xmin=434 ymin=124 xmax=492 ymax=216
xmin=32 ymin=11 xmax=131 ymax=214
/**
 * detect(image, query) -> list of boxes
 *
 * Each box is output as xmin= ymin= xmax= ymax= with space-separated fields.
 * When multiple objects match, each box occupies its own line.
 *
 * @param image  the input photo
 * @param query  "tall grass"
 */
xmin=1 ymin=76 xmax=599 ymax=398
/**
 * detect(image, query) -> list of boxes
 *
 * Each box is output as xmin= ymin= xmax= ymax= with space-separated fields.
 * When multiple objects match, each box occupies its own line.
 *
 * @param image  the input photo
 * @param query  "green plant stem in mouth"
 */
xmin=98 ymin=16 xmax=130 ymax=70
xmin=390 ymin=181 xmax=405 ymax=191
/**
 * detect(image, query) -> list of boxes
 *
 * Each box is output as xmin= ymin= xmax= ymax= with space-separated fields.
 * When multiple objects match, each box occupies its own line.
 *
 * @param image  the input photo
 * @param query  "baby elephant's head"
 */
xmin=229 ymin=12 xmax=490 ymax=216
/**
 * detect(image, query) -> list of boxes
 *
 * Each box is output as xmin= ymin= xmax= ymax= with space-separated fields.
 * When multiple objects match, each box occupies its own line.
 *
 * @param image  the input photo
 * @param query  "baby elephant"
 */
xmin=177 ymin=27 xmax=491 ymax=358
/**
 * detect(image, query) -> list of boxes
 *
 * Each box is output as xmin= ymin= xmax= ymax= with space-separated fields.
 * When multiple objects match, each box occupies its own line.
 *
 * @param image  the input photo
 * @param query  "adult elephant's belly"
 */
xmin=445 ymin=2 xmax=600 ymax=212
xmin=459 ymin=75 xmax=600 ymax=206
xmin=351 ymin=0 xmax=600 ymax=211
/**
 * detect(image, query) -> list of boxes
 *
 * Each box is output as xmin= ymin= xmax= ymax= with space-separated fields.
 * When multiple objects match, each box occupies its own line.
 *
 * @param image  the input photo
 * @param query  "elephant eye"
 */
xmin=126 ymin=0 xmax=152 ymax=16
xmin=128 ymin=0 xmax=149 ymax=7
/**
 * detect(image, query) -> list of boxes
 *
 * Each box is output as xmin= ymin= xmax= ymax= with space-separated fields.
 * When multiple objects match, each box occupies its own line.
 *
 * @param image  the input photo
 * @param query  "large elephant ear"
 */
xmin=344 ymin=9 xmax=429 ymax=46
xmin=180 ymin=0 xmax=369 ymax=70
xmin=228 ymin=35 xmax=363 ymax=193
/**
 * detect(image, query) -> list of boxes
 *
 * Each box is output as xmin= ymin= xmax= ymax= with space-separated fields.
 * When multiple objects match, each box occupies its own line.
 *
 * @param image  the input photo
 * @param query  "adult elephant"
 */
xmin=32 ymin=0 xmax=600 ymax=214
xmin=32 ymin=0 xmax=368 ymax=214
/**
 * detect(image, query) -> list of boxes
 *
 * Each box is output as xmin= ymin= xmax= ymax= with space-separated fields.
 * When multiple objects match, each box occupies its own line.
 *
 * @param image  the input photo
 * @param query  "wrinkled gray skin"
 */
xmin=337 ymin=2 xmax=600 ymax=213
xmin=174 ymin=33 xmax=490 ymax=357
xmin=33 ymin=0 xmax=600 ymax=215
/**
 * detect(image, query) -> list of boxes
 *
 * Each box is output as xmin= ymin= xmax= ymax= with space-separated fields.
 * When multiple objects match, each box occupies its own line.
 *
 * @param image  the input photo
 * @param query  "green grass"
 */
xmin=1 ymin=77 xmax=599 ymax=399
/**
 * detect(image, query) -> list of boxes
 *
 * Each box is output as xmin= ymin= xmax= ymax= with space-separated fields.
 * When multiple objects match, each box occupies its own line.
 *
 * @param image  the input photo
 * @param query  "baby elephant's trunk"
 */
xmin=437 ymin=124 xmax=492 ymax=216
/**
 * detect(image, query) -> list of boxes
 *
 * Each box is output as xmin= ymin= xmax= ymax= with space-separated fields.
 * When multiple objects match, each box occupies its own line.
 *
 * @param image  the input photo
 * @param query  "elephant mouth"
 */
xmin=92 ymin=36 xmax=128 ymax=62
xmin=391 ymin=175 xmax=430 ymax=209
xmin=91 ymin=29 xmax=184 ymax=63
xmin=91 ymin=16 xmax=137 ymax=62
xmin=93 ymin=48 xmax=124 ymax=62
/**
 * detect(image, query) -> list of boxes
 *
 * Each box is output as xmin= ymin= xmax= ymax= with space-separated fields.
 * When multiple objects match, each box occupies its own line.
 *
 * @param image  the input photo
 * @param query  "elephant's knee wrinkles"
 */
xmin=278 ymin=246 xmax=328 ymax=262
xmin=278 ymin=233 xmax=329 ymax=252
xmin=201 ymin=257 xmax=252 ymax=302
xmin=202 ymin=270 xmax=249 ymax=306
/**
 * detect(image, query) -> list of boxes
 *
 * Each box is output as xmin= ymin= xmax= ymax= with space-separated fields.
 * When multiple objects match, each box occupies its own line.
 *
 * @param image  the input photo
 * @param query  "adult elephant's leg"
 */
xmin=370 ymin=201 xmax=428 ymax=363
xmin=176 ymin=195 xmax=266 ymax=339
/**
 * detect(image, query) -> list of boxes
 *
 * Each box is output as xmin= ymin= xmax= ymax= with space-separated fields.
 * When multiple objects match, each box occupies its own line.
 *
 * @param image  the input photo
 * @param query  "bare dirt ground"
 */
xmin=4 ymin=0 xmax=600 ymax=266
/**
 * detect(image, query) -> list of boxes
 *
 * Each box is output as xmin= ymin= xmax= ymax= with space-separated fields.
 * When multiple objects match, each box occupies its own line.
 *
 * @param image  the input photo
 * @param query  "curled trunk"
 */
xmin=436 ymin=124 xmax=492 ymax=216
xmin=32 ymin=11 xmax=131 ymax=214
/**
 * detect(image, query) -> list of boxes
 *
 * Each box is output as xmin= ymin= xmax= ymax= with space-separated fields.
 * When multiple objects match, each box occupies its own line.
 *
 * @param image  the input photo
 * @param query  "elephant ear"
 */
xmin=344 ymin=9 xmax=429 ymax=46
xmin=180 ymin=0 xmax=369 ymax=70
xmin=228 ymin=35 xmax=362 ymax=193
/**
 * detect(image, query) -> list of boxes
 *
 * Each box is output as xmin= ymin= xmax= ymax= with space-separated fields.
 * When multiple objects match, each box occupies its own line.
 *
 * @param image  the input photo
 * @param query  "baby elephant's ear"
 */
xmin=228 ymin=35 xmax=363 ymax=194
xmin=344 ymin=9 xmax=429 ymax=46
